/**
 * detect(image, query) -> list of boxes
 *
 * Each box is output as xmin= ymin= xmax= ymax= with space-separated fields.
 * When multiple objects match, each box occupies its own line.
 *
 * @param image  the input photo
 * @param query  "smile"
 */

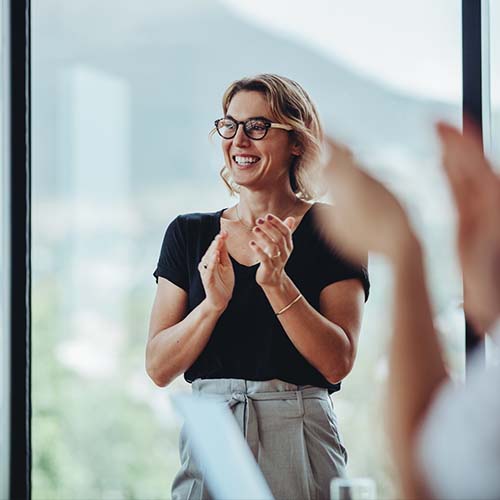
xmin=233 ymin=155 xmax=261 ymax=167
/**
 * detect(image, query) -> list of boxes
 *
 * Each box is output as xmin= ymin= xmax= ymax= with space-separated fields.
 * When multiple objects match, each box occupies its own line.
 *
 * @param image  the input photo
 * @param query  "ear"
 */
xmin=290 ymin=139 xmax=302 ymax=157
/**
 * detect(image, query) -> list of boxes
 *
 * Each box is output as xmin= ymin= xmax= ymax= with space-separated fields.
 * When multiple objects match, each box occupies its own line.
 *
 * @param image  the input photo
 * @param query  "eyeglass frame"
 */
xmin=213 ymin=116 xmax=293 ymax=140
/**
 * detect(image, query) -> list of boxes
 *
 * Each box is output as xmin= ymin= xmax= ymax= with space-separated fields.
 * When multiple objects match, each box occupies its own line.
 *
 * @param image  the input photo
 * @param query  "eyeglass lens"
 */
xmin=217 ymin=118 xmax=268 ymax=139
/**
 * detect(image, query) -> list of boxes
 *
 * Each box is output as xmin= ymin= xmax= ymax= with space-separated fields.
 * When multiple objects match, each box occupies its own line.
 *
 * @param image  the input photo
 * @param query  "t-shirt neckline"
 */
xmin=216 ymin=203 xmax=316 ymax=269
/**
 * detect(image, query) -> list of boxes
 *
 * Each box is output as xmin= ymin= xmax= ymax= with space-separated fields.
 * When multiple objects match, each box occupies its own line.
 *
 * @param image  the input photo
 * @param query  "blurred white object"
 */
xmin=171 ymin=394 xmax=274 ymax=500
xmin=330 ymin=477 xmax=377 ymax=500
xmin=417 ymin=321 xmax=500 ymax=500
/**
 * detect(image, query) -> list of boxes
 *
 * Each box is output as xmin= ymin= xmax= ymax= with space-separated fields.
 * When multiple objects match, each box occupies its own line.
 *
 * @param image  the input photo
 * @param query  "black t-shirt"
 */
xmin=153 ymin=202 xmax=369 ymax=393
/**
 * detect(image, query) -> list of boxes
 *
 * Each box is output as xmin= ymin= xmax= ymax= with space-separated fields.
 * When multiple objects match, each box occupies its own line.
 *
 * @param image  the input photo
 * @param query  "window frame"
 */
xmin=462 ymin=0 xmax=487 ymax=369
xmin=4 ymin=0 xmax=488 ymax=496
xmin=6 ymin=0 xmax=31 ymax=498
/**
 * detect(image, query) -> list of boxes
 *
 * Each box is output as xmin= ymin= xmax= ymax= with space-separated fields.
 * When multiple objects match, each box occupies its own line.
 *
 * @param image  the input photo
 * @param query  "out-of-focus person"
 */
xmin=315 ymin=122 xmax=500 ymax=500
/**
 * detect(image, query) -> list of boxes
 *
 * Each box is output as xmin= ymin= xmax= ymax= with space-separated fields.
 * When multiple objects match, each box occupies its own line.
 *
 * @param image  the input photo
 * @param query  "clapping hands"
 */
xmin=317 ymin=124 xmax=500 ymax=333
xmin=437 ymin=121 xmax=500 ymax=332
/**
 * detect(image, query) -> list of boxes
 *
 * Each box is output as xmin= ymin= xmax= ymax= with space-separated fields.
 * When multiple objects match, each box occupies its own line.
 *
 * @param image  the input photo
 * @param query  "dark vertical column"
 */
xmin=462 ymin=0 xmax=485 ymax=368
xmin=9 ymin=0 xmax=31 ymax=498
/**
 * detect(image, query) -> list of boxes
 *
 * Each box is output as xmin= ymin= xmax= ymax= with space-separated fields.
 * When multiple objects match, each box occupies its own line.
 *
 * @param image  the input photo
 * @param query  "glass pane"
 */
xmin=487 ymin=0 xmax=500 ymax=366
xmin=32 ymin=1 xmax=463 ymax=499
xmin=490 ymin=0 xmax=500 ymax=165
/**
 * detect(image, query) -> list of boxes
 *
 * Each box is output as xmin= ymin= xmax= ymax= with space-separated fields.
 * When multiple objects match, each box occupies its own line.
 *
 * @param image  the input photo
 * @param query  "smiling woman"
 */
xmin=147 ymin=74 xmax=370 ymax=500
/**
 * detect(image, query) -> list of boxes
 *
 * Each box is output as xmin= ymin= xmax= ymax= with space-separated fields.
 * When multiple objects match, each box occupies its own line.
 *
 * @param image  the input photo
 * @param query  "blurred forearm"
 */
xmin=388 ymin=235 xmax=448 ymax=498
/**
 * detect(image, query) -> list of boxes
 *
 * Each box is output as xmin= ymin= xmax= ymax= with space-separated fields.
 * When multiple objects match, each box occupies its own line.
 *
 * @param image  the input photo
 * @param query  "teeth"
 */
xmin=234 ymin=155 xmax=259 ymax=165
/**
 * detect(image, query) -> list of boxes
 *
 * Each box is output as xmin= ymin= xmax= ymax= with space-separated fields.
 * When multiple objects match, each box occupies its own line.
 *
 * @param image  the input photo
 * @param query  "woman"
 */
xmin=147 ymin=74 xmax=369 ymax=500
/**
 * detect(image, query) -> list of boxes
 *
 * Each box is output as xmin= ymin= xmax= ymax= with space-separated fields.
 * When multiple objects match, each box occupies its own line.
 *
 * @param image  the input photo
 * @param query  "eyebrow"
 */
xmin=226 ymin=114 xmax=272 ymax=122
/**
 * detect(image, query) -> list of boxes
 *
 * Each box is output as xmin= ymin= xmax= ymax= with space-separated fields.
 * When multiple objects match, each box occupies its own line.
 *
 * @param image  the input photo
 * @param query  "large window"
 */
xmin=486 ymin=0 xmax=500 ymax=365
xmin=32 ymin=1 xmax=462 ymax=499
xmin=490 ymin=0 xmax=500 ymax=166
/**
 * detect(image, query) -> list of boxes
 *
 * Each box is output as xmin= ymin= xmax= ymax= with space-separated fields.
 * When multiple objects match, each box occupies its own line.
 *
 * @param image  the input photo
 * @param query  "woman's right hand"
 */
xmin=198 ymin=230 xmax=235 ymax=312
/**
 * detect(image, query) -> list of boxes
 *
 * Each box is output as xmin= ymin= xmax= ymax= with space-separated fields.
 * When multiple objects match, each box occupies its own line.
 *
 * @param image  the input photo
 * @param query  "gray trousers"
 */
xmin=171 ymin=379 xmax=348 ymax=500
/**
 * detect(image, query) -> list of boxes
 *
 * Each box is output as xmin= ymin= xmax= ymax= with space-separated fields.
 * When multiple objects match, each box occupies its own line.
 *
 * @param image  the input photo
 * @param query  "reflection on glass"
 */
xmin=487 ymin=0 xmax=500 ymax=367
xmin=32 ymin=1 xmax=462 ymax=499
xmin=490 ymin=0 xmax=500 ymax=165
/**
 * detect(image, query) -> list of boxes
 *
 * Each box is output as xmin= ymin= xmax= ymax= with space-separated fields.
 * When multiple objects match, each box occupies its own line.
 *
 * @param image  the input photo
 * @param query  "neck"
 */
xmin=237 ymin=187 xmax=300 ymax=224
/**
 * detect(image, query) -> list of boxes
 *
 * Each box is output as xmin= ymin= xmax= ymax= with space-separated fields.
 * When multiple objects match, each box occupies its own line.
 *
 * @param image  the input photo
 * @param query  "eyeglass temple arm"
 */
xmin=270 ymin=123 xmax=293 ymax=131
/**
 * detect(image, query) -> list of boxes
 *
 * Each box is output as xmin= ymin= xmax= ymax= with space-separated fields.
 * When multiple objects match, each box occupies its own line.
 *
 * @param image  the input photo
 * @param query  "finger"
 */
xmin=249 ymin=239 xmax=272 ymax=264
xmin=201 ymin=250 xmax=219 ymax=284
xmin=255 ymin=217 xmax=284 ymax=245
xmin=461 ymin=114 xmax=483 ymax=144
xmin=280 ymin=216 xmax=295 ymax=251
xmin=324 ymin=136 xmax=353 ymax=158
xmin=208 ymin=249 xmax=218 ymax=272
xmin=437 ymin=121 xmax=490 ymax=177
xmin=284 ymin=216 xmax=295 ymax=230
xmin=323 ymin=136 xmax=356 ymax=173
xmin=199 ymin=235 xmax=223 ymax=274
xmin=436 ymin=124 xmax=484 ymax=205
xmin=252 ymin=226 xmax=282 ymax=257
xmin=265 ymin=213 xmax=295 ymax=238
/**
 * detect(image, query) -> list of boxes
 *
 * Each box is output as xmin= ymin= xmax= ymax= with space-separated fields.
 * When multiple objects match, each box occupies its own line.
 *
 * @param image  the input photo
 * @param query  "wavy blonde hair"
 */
xmin=213 ymin=74 xmax=324 ymax=200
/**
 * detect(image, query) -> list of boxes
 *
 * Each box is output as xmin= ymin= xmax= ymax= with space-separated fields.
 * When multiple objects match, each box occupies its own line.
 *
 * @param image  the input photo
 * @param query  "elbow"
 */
xmin=146 ymin=363 xmax=170 ymax=388
xmin=145 ymin=351 xmax=173 ymax=388
xmin=324 ymin=355 xmax=355 ymax=385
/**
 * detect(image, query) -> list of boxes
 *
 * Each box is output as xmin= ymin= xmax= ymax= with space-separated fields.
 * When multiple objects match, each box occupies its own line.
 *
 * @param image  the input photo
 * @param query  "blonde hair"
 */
xmin=213 ymin=74 xmax=324 ymax=200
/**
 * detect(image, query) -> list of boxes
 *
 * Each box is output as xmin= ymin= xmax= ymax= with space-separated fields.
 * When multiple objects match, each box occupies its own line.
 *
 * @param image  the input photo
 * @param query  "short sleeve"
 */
xmin=318 ymin=243 xmax=370 ymax=301
xmin=153 ymin=216 xmax=189 ymax=291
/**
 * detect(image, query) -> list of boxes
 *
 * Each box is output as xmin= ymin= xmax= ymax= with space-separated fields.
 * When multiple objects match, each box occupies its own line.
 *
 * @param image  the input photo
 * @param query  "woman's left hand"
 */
xmin=250 ymin=214 xmax=295 ymax=288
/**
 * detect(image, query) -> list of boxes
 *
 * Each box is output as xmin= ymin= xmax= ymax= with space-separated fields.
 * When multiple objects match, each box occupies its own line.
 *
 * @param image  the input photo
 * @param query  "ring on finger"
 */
xmin=270 ymin=249 xmax=281 ymax=259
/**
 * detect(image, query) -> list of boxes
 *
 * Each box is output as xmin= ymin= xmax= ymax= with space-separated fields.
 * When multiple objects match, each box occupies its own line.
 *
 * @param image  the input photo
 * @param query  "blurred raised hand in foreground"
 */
xmin=314 ymin=123 xmax=500 ymax=499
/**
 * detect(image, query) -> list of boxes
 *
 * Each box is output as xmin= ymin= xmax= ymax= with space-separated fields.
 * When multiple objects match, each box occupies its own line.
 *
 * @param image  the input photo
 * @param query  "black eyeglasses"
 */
xmin=214 ymin=117 xmax=293 ymax=140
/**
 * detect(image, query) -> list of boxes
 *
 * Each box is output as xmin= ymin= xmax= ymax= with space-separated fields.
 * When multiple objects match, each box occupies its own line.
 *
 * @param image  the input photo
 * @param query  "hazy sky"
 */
xmin=220 ymin=0 xmax=498 ymax=104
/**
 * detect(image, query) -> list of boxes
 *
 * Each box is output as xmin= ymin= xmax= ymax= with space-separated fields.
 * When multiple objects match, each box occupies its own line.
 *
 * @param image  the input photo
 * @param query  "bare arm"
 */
xmin=261 ymin=276 xmax=365 ymax=384
xmin=316 ymin=126 xmax=500 ymax=497
xmin=388 ymin=238 xmax=448 ymax=498
xmin=146 ymin=230 xmax=235 ymax=387
xmin=248 ymin=212 xmax=365 ymax=384
xmin=146 ymin=278 xmax=225 ymax=387
xmin=316 ymin=137 xmax=449 ymax=498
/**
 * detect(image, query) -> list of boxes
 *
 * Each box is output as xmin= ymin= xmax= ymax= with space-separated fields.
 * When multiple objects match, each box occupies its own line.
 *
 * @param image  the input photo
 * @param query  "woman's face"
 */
xmin=221 ymin=90 xmax=299 ymax=191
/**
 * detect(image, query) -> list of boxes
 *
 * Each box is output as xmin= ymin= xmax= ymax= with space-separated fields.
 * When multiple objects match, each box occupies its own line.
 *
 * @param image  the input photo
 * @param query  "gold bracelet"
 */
xmin=275 ymin=293 xmax=303 ymax=316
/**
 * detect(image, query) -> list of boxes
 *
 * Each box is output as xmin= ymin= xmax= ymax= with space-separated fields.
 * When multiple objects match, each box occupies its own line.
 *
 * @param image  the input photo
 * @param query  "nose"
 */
xmin=232 ymin=123 xmax=250 ymax=148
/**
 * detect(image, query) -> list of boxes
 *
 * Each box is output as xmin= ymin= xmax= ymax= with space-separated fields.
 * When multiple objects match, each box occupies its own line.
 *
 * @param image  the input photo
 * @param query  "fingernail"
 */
xmin=266 ymin=214 xmax=273 ymax=221
xmin=250 ymin=241 xmax=256 ymax=246
xmin=257 ymin=218 xmax=264 ymax=224
xmin=254 ymin=226 xmax=261 ymax=232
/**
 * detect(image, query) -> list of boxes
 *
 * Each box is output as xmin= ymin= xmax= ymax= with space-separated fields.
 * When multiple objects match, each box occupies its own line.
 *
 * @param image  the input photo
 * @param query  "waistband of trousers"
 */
xmin=191 ymin=378 xmax=329 ymax=402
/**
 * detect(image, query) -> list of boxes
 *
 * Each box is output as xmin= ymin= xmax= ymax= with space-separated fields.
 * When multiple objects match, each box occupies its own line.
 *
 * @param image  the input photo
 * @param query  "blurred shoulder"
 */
xmin=311 ymin=201 xmax=335 ymax=218
xmin=309 ymin=202 xmax=336 ymax=239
